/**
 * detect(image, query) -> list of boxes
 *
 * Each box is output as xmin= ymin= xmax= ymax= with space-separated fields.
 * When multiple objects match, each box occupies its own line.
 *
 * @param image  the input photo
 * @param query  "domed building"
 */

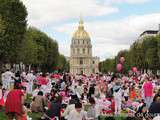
xmin=69 ymin=18 xmax=99 ymax=75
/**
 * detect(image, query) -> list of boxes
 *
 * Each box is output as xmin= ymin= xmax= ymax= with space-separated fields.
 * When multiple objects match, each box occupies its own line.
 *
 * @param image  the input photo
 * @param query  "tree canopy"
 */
xmin=100 ymin=35 xmax=160 ymax=74
xmin=0 ymin=0 xmax=69 ymax=72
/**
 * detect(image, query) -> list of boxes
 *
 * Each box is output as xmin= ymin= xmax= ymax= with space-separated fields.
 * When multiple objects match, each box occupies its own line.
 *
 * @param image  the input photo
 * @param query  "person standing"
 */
xmin=5 ymin=83 xmax=25 ymax=120
xmin=2 ymin=69 xmax=14 ymax=90
xmin=26 ymin=70 xmax=36 ymax=94
xmin=113 ymin=81 xmax=122 ymax=115
xmin=142 ymin=77 xmax=153 ymax=109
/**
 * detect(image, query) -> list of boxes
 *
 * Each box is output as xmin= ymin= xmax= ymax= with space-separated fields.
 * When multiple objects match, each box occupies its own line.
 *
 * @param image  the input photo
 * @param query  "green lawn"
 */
xmin=0 ymin=94 xmax=43 ymax=120
xmin=0 ymin=108 xmax=43 ymax=120
xmin=0 ymin=94 xmax=128 ymax=120
xmin=0 ymin=112 xmax=127 ymax=120
xmin=0 ymin=110 xmax=129 ymax=120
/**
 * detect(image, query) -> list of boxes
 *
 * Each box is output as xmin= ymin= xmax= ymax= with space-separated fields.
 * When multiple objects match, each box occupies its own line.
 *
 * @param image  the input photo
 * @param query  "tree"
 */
xmin=0 ymin=0 xmax=27 ymax=63
xmin=157 ymin=35 xmax=160 ymax=64
xmin=99 ymin=58 xmax=116 ymax=73
xmin=100 ymin=35 xmax=160 ymax=74
xmin=142 ymin=37 xmax=159 ymax=73
xmin=20 ymin=27 xmax=60 ymax=72
xmin=20 ymin=28 xmax=38 ymax=65
xmin=0 ymin=15 xmax=5 ymax=36
xmin=58 ymin=55 xmax=69 ymax=72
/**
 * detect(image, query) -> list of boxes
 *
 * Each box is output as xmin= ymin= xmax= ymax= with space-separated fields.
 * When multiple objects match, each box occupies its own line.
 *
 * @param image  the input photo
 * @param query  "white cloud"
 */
xmin=106 ymin=0 xmax=150 ymax=4
xmin=55 ymin=13 xmax=160 ymax=60
xmin=21 ymin=0 xmax=150 ymax=28
xmin=21 ymin=0 xmax=118 ymax=27
xmin=20 ymin=0 xmax=159 ymax=60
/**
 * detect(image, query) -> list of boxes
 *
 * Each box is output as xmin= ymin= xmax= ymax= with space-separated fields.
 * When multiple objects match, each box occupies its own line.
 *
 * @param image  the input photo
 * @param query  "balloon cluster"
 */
xmin=116 ymin=57 xmax=125 ymax=72
xmin=116 ymin=57 xmax=138 ymax=73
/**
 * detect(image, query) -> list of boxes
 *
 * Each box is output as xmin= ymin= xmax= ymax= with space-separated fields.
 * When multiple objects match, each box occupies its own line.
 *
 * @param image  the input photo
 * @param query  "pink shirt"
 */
xmin=143 ymin=82 xmax=153 ymax=97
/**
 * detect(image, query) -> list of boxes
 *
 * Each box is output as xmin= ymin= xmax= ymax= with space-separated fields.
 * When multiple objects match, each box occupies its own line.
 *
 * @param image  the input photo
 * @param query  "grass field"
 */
xmin=0 ymin=111 xmax=43 ymax=120
xmin=0 ymin=110 xmax=130 ymax=120
xmin=0 ymin=94 xmax=128 ymax=120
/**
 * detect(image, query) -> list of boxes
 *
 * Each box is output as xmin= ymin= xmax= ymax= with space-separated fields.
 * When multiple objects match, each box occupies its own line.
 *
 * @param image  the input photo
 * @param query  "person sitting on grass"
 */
xmin=41 ymin=96 xmax=62 ymax=120
xmin=31 ymin=91 xmax=47 ymax=113
xmin=67 ymin=102 xmax=87 ymax=120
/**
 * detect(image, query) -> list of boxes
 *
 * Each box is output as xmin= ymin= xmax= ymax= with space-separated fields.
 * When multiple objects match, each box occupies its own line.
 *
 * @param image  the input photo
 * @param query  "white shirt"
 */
xmin=67 ymin=109 xmax=87 ymax=120
xmin=113 ymin=89 xmax=122 ymax=100
xmin=26 ymin=73 xmax=35 ymax=83
xmin=76 ymin=85 xmax=84 ymax=96
xmin=63 ymin=104 xmax=75 ymax=119
xmin=3 ymin=71 xmax=14 ymax=82
xmin=122 ymin=88 xmax=129 ymax=97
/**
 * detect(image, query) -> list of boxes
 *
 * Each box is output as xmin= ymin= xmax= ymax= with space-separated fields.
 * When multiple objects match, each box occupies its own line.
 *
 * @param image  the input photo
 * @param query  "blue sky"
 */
xmin=22 ymin=0 xmax=160 ymax=60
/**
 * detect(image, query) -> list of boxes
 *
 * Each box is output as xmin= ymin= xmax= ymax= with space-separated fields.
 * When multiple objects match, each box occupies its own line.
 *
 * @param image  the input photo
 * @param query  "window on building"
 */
xmin=83 ymin=48 xmax=85 ymax=54
xmin=83 ymin=40 xmax=85 ymax=44
xmin=77 ymin=48 xmax=80 ymax=54
xmin=72 ymin=40 xmax=75 ymax=44
xmin=73 ymin=48 xmax=75 ymax=54
xmin=88 ymin=49 xmax=90 ymax=54
xmin=80 ymin=59 xmax=83 ymax=64
xmin=78 ymin=40 xmax=80 ymax=44
xmin=92 ymin=60 xmax=95 ymax=64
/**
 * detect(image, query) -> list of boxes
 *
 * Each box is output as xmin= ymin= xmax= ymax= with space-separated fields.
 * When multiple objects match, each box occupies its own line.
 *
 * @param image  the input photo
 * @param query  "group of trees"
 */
xmin=100 ymin=35 xmax=160 ymax=74
xmin=0 ymin=0 xmax=69 ymax=72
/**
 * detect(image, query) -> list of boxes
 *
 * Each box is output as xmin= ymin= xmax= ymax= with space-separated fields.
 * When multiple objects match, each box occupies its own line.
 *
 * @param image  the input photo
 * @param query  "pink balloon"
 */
xmin=120 ymin=57 xmax=125 ymax=64
xmin=117 ymin=64 xmax=123 ymax=72
xmin=132 ymin=67 xmax=137 ymax=73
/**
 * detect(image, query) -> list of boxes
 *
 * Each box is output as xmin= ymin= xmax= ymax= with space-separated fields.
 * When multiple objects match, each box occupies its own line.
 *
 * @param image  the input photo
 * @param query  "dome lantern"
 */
xmin=72 ymin=17 xmax=90 ymax=40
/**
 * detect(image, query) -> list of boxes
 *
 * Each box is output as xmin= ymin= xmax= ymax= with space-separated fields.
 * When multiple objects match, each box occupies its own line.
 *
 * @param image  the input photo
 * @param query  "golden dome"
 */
xmin=72 ymin=18 xmax=90 ymax=40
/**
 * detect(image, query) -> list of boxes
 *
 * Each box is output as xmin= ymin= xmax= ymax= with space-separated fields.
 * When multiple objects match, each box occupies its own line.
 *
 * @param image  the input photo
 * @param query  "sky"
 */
xmin=21 ymin=0 xmax=160 ymax=61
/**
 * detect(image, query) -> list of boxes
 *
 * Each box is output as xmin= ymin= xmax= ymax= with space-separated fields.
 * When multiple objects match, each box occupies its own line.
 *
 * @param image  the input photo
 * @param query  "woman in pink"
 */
xmin=142 ymin=77 xmax=153 ymax=109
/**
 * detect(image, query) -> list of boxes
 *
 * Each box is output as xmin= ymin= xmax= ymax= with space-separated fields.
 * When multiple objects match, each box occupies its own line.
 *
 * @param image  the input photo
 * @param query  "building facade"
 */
xmin=137 ymin=24 xmax=160 ymax=43
xmin=69 ymin=18 xmax=99 ymax=75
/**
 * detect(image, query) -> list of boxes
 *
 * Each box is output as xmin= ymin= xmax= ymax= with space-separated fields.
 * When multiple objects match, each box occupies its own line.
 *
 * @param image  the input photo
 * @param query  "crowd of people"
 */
xmin=0 ymin=69 xmax=160 ymax=120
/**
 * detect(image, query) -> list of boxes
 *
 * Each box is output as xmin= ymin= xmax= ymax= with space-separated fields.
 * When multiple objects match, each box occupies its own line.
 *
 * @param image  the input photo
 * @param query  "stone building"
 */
xmin=137 ymin=24 xmax=160 ymax=43
xmin=69 ymin=18 xmax=99 ymax=75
